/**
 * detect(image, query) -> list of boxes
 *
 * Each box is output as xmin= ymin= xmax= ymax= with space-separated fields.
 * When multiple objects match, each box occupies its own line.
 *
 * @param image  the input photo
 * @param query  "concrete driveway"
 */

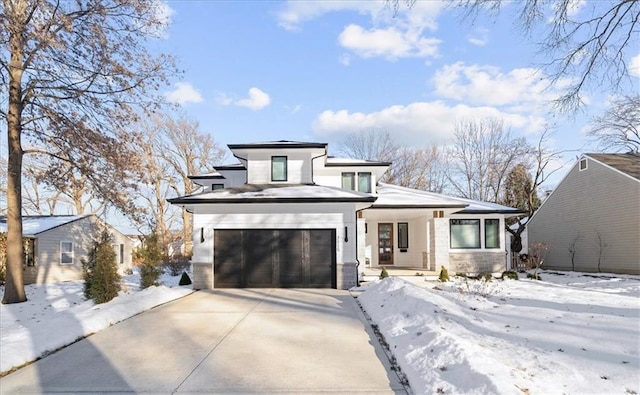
xmin=0 ymin=289 xmax=408 ymax=394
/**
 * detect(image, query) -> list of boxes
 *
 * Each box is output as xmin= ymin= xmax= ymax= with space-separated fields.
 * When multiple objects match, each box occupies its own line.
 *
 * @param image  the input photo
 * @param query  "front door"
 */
xmin=378 ymin=223 xmax=394 ymax=265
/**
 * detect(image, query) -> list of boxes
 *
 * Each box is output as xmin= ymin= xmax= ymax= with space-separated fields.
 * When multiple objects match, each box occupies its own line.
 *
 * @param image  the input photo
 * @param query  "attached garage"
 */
xmin=213 ymin=229 xmax=336 ymax=288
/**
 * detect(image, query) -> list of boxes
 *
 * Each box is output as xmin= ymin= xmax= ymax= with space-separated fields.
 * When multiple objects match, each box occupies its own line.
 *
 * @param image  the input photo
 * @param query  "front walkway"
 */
xmin=0 ymin=289 xmax=408 ymax=394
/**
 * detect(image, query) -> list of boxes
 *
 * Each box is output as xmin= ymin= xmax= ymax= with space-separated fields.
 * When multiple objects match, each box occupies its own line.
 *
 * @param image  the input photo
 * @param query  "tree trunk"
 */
xmin=3 ymin=7 xmax=27 ymax=304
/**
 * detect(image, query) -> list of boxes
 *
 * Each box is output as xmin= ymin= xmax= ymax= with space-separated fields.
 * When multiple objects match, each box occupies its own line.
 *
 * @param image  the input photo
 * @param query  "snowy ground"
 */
xmin=356 ymin=271 xmax=640 ymax=395
xmin=0 ymin=270 xmax=192 ymax=375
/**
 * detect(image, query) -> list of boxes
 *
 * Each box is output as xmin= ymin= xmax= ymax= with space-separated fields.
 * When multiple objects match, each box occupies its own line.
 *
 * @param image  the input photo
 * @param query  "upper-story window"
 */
xmin=342 ymin=172 xmax=371 ymax=192
xmin=342 ymin=172 xmax=355 ymax=190
xmin=358 ymin=173 xmax=371 ymax=193
xmin=271 ymin=156 xmax=287 ymax=182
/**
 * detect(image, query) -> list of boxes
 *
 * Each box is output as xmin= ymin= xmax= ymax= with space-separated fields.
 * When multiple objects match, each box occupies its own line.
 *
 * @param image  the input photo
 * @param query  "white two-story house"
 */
xmin=169 ymin=140 xmax=524 ymax=290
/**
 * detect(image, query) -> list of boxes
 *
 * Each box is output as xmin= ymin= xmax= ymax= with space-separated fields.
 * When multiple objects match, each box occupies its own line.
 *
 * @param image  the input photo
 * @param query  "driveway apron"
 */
xmin=0 ymin=289 xmax=407 ymax=394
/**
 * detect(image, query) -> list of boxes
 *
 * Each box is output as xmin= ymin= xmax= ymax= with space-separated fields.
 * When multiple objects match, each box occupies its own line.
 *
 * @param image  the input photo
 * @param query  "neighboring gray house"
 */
xmin=0 ymin=215 xmax=134 ymax=284
xmin=169 ymin=140 xmax=523 ymax=290
xmin=527 ymin=153 xmax=640 ymax=274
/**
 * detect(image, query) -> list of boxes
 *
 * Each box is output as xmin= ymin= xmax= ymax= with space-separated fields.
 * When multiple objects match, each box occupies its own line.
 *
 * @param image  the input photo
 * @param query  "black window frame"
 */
xmin=271 ymin=156 xmax=288 ymax=182
xmin=341 ymin=172 xmax=356 ymax=190
xmin=484 ymin=219 xmax=501 ymax=249
xmin=398 ymin=222 xmax=409 ymax=249
xmin=211 ymin=184 xmax=224 ymax=190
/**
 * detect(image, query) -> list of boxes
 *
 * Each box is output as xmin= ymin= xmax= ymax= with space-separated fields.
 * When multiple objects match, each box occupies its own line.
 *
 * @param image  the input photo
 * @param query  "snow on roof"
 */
xmin=228 ymin=141 xmax=327 ymax=149
xmin=374 ymin=184 xmax=525 ymax=214
xmin=188 ymin=171 xmax=226 ymax=179
xmin=0 ymin=215 xmax=89 ymax=236
xmin=326 ymin=157 xmax=391 ymax=166
xmin=169 ymin=184 xmax=376 ymax=204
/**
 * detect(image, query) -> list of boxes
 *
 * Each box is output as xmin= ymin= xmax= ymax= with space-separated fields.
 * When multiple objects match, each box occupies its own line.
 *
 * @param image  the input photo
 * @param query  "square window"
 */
xmin=398 ymin=222 xmax=409 ymax=249
xmin=484 ymin=219 xmax=500 ymax=249
xmin=60 ymin=241 xmax=74 ymax=265
xmin=342 ymin=172 xmax=355 ymax=190
xmin=271 ymin=156 xmax=287 ymax=181
xmin=450 ymin=219 xmax=480 ymax=249
xmin=358 ymin=173 xmax=372 ymax=193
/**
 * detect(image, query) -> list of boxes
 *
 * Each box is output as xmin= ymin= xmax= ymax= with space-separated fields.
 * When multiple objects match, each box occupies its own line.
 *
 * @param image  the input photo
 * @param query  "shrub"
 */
xmin=479 ymin=272 xmax=493 ymax=282
xmin=439 ymin=266 xmax=449 ymax=282
xmin=455 ymin=272 xmax=467 ymax=278
xmin=164 ymin=256 xmax=190 ymax=276
xmin=379 ymin=267 xmax=389 ymax=279
xmin=179 ymin=272 xmax=192 ymax=286
xmin=136 ymin=234 xmax=164 ymax=289
xmin=501 ymin=271 xmax=518 ymax=280
xmin=527 ymin=272 xmax=542 ymax=280
xmin=83 ymin=231 xmax=121 ymax=304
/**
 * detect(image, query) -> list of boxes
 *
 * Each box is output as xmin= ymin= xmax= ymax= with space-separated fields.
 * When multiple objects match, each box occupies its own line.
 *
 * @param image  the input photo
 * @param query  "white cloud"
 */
xmin=468 ymin=28 xmax=489 ymax=47
xmin=312 ymin=101 xmax=545 ymax=146
xmin=165 ymin=82 xmax=203 ymax=105
xmin=338 ymin=24 xmax=440 ymax=60
xmin=276 ymin=1 xmax=382 ymax=31
xmin=339 ymin=54 xmax=351 ymax=66
xmin=432 ymin=62 xmax=568 ymax=109
xmin=216 ymin=87 xmax=271 ymax=111
xmin=278 ymin=0 xmax=443 ymax=61
xmin=629 ymin=53 xmax=640 ymax=78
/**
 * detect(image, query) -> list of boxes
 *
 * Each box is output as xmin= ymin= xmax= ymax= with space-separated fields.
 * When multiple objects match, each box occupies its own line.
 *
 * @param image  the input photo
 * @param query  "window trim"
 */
xmin=449 ymin=219 xmax=481 ymax=249
xmin=398 ymin=222 xmax=409 ymax=250
xmin=60 ymin=241 xmax=74 ymax=265
xmin=484 ymin=219 xmax=501 ymax=249
xmin=341 ymin=172 xmax=356 ymax=190
xmin=271 ymin=156 xmax=288 ymax=182
xmin=579 ymin=158 xmax=588 ymax=171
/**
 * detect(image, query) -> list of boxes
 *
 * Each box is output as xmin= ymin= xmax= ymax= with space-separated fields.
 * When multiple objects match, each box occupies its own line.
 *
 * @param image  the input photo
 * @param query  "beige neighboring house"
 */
xmin=0 ymin=215 xmax=134 ymax=284
xmin=527 ymin=153 xmax=640 ymax=275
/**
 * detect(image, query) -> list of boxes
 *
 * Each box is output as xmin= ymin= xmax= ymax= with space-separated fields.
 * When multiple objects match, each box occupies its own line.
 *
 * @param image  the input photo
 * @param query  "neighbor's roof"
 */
xmin=228 ymin=140 xmax=328 ymax=150
xmin=168 ymin=183 xmax=376 ymax=204
xmin=188 ymin=171 xmax=226 ymax=180
xmin=586 ymin=153 xmax=640 ymax=181
xmin=373 ymin=184 xmax=526 ymax=214
xmin=0 ymin=215 xmax=90 ymax=236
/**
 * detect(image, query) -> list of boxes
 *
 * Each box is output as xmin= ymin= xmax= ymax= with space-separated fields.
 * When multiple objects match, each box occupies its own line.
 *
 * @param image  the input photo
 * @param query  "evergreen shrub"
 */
xmin=179 ymin=272 xmax=192 ymax=286
xmin=83 ymin=231 xmax=120 ymax=304
xmin=439 ymin=266 xmax=449 ymax=282
xmin=379 ymin=267 xmax=389 ymax=279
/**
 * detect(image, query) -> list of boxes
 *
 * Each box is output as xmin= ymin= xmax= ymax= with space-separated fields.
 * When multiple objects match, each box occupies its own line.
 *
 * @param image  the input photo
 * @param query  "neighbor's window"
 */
xmin=358 ymin=172 xmax=372 ymax=193
xmin=60 ymin=241 xmax=74 ymax=265
xmin=271 ymin=156 xmax=287 ymax=181
xmin=484 ymin=219 xmax=500 ymax=249
xmin=342 ymin=172 xmax=355 ymax=190
xmin=450 ymin=219 xmax=480 ymax=249
xmin=398 ymin=222 xmax=409 ymax=249
xmin=119 ymin=244 xmax=125 ymax=264
xmin=212 ymin=184 xmax=224 ymax=190
xmin=579 ymin=158 xmax=588 ymax=171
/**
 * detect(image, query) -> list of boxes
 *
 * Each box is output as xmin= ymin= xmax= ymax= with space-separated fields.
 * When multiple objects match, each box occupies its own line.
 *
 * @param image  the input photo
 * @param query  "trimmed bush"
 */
xmin=135 ymin=234 xmax=164 ymax=289
xmin=438 ymin=266 xmax=449 ymax=282
xmin=179 ymin=272 xmax=192 ymax=286
xmin=83 ymin=231 xmax=121 ymax=304
xmin=379 ymin=267 xmax=389 ymax=279
xmin=501 ymin=271 xmax=518 ymax=280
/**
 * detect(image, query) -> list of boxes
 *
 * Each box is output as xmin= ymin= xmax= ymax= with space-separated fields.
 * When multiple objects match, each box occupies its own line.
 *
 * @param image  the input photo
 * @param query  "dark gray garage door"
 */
xmin=213 ymin=229 xmax=336 ymax=288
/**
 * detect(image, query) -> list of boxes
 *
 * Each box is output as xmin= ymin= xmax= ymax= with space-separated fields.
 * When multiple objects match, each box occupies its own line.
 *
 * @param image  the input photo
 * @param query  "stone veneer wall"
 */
xmin=192 ymin=261 xmax=213 ymax=290
xmin=449 ymin=252 xmax=506 ymax=274
xmin=338 ymin=262 xmax=358 ymax=289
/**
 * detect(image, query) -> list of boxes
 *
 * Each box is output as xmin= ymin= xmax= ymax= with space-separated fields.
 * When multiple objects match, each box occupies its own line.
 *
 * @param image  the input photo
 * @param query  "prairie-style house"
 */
xmin=169 ymin=141 xmax=524 ymax=289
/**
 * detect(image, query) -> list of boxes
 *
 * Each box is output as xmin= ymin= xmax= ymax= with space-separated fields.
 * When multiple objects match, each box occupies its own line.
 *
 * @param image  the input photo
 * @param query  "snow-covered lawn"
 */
xmin=0 ymin=270 xmax=192 ymax=375
xmin=357 ymin=271 xmax=640 ymax=395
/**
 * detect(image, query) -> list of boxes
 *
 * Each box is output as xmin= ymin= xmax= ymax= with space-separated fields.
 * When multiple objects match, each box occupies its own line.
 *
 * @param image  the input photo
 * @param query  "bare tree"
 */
xmin=137 ymin=113 xmax=226 ymax=256
xmin=21 ymin=155 xmax=62 ymax=215
xmin=385 ymin=145 xmax=449 ymax=192
xmin=588 ymin=94 xmax=640 ymax=153
xmin=447 ymin=118 xmax=529 ymax=202
xmin=337 ymin=129 xmax=400 ymax=162
xmin=1 ymin=1 xmax=176 ymax=304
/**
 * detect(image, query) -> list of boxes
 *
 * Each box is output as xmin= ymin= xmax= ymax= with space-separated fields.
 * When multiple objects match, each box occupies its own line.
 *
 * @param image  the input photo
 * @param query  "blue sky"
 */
xmin=155 ymin=0 xmax=638 ymax=172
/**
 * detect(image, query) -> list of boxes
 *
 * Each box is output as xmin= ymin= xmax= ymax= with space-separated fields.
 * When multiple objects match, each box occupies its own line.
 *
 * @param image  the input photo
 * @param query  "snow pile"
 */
xmin=1 ymin=275 xmax=192 ymax=374
xmin=358 ymin=274 xmax=640 ymax=395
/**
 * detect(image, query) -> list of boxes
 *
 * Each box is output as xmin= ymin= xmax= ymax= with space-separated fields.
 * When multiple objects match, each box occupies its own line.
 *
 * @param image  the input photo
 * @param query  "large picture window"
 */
xmin=341 ymin=172 xmax=355 ymax=190
xmin=484 ymin=219 xmax=500 ymax=249
xmin=271 ymin=156 xmax=287 ymax=181
xmin=60 ymin=241 xmax=74 ymax=265
xmin=398 ymin=222 xmax=409 ymax=249
xmin=358 ymin=173 xmax=372 ymax=193
xmin=450 ymin=219 xmax=480 ymax=249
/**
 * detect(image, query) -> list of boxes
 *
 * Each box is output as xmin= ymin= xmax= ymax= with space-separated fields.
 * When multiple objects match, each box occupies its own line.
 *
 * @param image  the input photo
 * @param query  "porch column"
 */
xmin=429 ymin=218 xmax=450 ymax=272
